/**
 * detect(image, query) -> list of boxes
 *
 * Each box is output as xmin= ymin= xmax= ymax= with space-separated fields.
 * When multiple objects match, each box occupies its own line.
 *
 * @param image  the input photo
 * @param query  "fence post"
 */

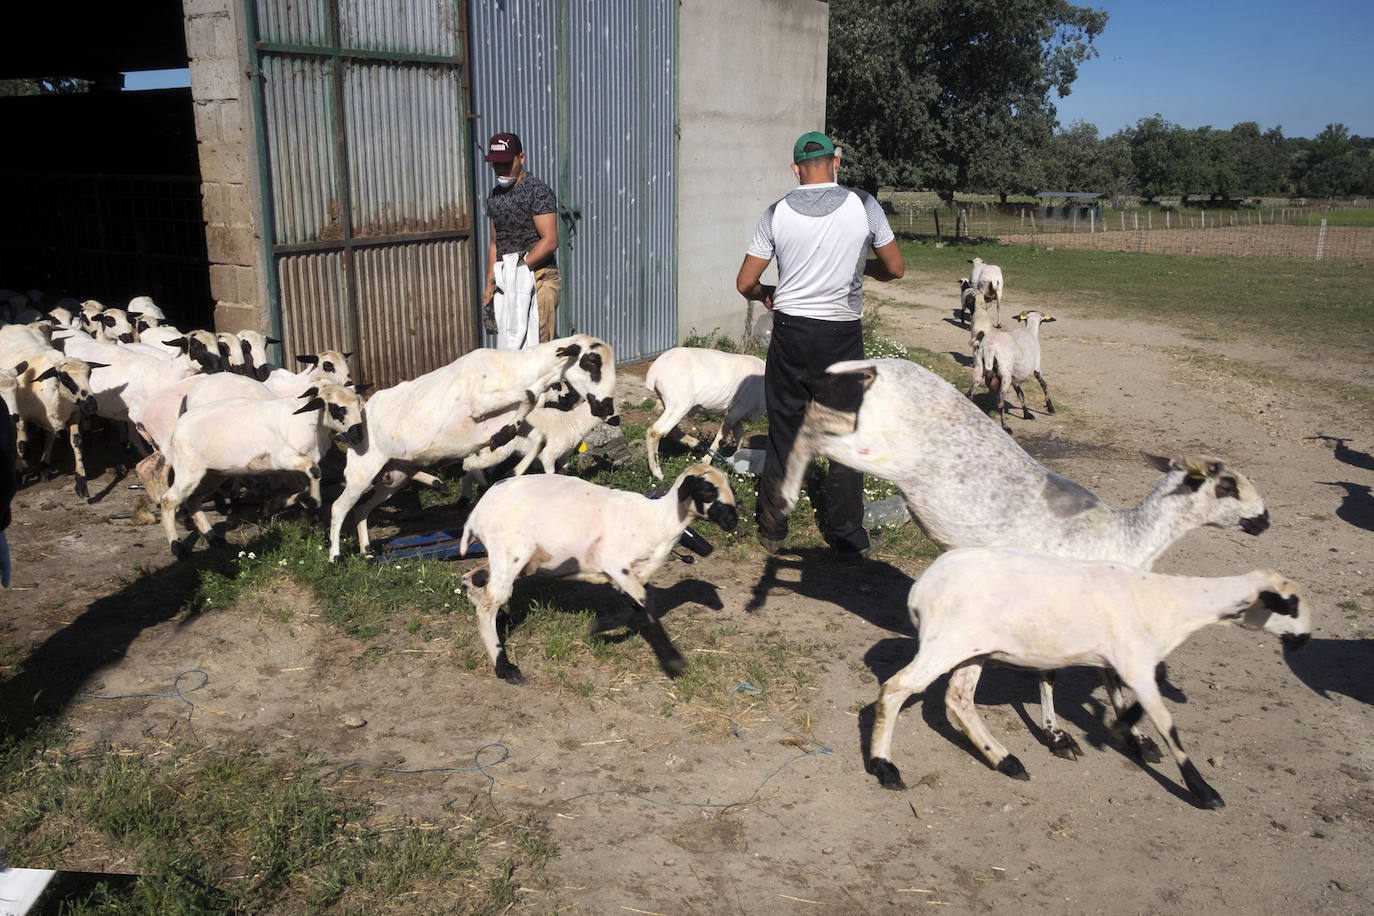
xmin=1166 ymin=211 xmax=1171 ymax=229
xmin=1317 ymin=218 xmax=1327 ymax=261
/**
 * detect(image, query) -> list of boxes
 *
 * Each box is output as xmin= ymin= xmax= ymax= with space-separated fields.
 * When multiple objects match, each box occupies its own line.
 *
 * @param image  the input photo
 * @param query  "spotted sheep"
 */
xmin=778 ymin=357 xmax=1271 ymax=762
xmin=458 ymin=463 xmax=739 ymax=683
xmin=461 ymin=392 xmax=618 ymax=493
xmin=160 ymin=382 xmax=367 ymax=557
xmin=968 ymin=309 xmax=1056 ymax=432
xmin=643 ymin=347 xmax=766 ymax=480
xmin=868 ymin=547 xmax=1310 ymax=809
xmin=327 ymin=334 xmax=617 ymax=561
xmin=9 ymin=352 xmax=102 ymax=499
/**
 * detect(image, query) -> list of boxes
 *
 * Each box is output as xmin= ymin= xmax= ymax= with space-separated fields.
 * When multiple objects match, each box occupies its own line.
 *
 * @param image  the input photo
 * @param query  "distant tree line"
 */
xmin=828 ymin=0 xmax=1373 ymax=201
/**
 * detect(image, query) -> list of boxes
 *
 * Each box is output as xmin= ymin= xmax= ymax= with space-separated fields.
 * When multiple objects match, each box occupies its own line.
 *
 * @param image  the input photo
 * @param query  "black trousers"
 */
xmin=756 ymin=312 xmax=869 ymax=552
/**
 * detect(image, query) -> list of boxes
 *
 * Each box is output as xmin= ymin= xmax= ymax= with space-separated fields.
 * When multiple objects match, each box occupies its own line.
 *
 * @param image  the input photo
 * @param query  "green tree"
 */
xmin=1229 ymin=122 xmax=1289 ymax=197
xmin=827 ymin=0 xmax=1107 ymax=196
xmin=0 ymin=77 xmax=92 ymax=96
xmin=1125 ymin=115 xmax=1209 ymax=202
xmin=1038 ymin=120 xmax=1134 ymax=197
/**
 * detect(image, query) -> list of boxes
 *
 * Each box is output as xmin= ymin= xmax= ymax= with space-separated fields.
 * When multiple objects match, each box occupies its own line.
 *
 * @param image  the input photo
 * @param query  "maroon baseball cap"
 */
xmin=484 ymin=132 xmax=522 ymax=163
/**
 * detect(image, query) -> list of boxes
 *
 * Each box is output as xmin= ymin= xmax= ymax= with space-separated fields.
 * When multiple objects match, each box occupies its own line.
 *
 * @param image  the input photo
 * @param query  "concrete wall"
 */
xmin=182 ymin=0 xmax=268 ymax=335
xmin=676 ymin=0 xmax=828 ymax=345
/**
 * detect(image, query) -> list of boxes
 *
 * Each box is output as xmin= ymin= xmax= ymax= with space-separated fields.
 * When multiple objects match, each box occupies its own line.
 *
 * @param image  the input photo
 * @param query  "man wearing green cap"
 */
xmin=735 ymin=130 xmax=905 ymax=559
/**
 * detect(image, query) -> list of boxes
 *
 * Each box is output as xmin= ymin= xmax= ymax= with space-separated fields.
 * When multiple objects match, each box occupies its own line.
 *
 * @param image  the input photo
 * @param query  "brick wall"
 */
xmin=182 ymin=0 xmax=267 ymax=335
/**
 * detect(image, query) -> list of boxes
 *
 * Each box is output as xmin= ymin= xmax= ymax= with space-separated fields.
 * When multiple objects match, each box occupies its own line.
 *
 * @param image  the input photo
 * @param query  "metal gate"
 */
xmin=247 ymin=0 xmax=478 ymax=389
xmin=468 ymin=0 xmax=676 ymax=363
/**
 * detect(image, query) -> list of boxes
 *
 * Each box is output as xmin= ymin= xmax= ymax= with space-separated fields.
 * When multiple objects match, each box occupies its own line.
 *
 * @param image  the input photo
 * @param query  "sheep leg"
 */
xmin=349 ymin=471 xmax=410 ymax=558
xmin=329 ymin=451 xmax=388 ymax=560
xmin=1036 ymin=672 xmax=1083 ymax=760
xmin=945 ymin=661 xmax=1028 ymax=779
xmin=68 ymin=418 xmax=89 ymax=500
xmin=645 ymin=406 xmax=689 ymax=480
xmin=1103 ymin=670 xmax=1163 ymax=763
xmin=161 ymin=466 xmax=206 ymax=557
xmin=867 ymin=652 xmax=950 ymax=790
xmin=1034 ymin=370 xmax=1055 ymax=414
xmin=463 ymin=552 xmax=525 ymax=683
xmin=512 ymin=429 xmax=548 ymax=476
xmin=1114 ymin=675 xmax=1223 ymax=809
xmin=1012 ymin=382 xmax=1033 ymax=420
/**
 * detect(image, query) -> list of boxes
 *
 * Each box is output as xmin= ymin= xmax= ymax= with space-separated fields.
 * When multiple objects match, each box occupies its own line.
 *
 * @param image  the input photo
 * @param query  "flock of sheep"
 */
xmin=0 ymin=267 xmax=1311 ymax=810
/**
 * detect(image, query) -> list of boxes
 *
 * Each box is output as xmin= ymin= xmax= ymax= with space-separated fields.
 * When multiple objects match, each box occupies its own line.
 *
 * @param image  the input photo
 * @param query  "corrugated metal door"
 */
xmin=468 ymin=0 xmax=676 ymax=363
xmin=248 ymin=0 xmax=478 ymax=389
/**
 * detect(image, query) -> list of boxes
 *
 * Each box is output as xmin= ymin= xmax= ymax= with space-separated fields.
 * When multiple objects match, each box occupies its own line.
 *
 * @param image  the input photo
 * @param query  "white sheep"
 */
xmin=262 ymin=350 xmax=352 ymax=396
xmin=126 ymin=296 xmax=166 ymax=326
xmin=867 ymin=547 xmax=1310 ymax=809
xmin=968 ymin=257 xmax=1004 ymax=327
xmin=458 ymin=463 xmax=739 ymax=683
xmin=160 ymin=382 xmax=366 ymax=557
xmin=968 ymin=310 xmax=1056 ymax=431
xmin=778 ymin=358 xmax=1271 ymax=761
xmin=328 ymin=334 xmax=616 ymax=561
xmin=643 ymin=347 xmax=766 ymax=480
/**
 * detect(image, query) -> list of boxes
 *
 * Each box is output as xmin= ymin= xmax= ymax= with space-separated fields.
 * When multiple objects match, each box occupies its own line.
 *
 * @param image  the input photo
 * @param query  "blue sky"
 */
xmin=1052 ymin=0 xmax=1374 ymax=140
xmin=124 ymin=1 xmax=1373 ymax=141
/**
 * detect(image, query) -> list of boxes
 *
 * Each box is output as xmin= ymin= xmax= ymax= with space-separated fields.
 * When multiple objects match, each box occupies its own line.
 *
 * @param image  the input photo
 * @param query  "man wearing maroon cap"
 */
xmin=482 ymin=132 xmax=561 ymax=343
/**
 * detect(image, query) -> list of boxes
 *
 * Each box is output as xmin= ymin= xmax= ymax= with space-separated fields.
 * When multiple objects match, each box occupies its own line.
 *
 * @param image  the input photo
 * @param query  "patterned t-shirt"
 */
xmin=746 ymin=182 xmax=894 ymax=321
xmin=486 ymin=174 xmax=558 ymax=267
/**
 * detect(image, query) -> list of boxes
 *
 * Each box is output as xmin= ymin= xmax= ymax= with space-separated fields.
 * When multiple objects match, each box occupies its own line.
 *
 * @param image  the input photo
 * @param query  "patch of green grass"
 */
xmin=891 ymin=239 xmax=1374 ymax=367
xmin=0 ymin=737 xmax=548 ymax=913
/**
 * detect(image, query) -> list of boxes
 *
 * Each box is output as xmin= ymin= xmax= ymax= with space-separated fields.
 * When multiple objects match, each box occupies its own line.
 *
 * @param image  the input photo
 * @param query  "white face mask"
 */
xmin=495 ymin=175 xmax=517 ymax=188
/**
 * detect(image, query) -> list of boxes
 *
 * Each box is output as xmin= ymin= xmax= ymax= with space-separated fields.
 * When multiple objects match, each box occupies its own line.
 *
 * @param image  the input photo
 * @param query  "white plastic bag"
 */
xmin=492 ymin=253 xmax=539 ymax=350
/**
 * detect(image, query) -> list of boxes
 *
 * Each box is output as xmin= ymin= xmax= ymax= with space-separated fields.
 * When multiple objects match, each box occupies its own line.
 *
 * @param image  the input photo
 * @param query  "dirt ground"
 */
xmin=3 ymin=274 xmax=1373 ymax=914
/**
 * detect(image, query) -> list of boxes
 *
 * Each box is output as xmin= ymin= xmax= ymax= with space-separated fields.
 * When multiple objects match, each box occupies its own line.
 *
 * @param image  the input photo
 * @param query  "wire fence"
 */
xmin=885 ymin=204 xmax=1374 ymax=262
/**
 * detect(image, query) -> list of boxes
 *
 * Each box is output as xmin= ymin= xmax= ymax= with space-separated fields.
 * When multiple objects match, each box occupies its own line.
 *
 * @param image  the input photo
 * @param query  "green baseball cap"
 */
xmin=793 ymin=131 xmax=835 ymax=164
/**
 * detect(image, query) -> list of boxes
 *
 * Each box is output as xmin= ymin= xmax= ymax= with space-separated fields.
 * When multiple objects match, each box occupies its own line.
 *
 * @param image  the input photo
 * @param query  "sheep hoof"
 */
xmin=1045 ymin=402 xmax=1056 ymax=414
xmin=1181 ymin=762 xmax=1225 ymax=809
xmin=868 ymin=757 xmax=907 ymax=790
xmin=495 ymin=653 xmax=525 ymax=685
xmin=206 ymin=531 xmax=228 ymax=549
xmin=1023 ymin=410 xmax=1035 ymax=420
xmin=74 ymin=477 xmax=89 ymax=500
xmin=1131 ymin=735 xmax=1164 ymax=764
xmin=170 ymin=539 xmax=191 ymax=560
xmin=1046 ymin=731 xmax=1082 ymax=760
xmin=997 ymin=755 xmax=1030 ymax=781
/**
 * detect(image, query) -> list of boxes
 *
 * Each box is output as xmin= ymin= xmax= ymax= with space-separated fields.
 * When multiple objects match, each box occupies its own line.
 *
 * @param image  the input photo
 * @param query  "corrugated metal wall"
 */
xmin=250 ymin=0 xmax=477 ymax=389
xmin=468 ymin=0 xmax=676 ymax=364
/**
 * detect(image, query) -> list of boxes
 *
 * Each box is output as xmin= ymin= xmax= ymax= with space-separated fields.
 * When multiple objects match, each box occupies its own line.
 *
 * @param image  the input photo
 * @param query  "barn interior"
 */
xmin=0 ymin=1 xmax=214 ymax=330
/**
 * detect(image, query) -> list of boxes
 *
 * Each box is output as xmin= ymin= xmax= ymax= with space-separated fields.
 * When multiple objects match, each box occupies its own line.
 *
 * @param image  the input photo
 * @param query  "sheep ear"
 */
xmin=351 ymin=382 xmax=372 ymax=395
xmin=164 ymin=336 xmax=187 ymax=348
xmin=1141 ymin=452 xmax=1173 ymax=473
xmin=297 ymin=354 xmax=319 ymax=367
xmin=1041 ymin=314 xmax=1056 ymax=322
xmin=1258 ymin=590 xmax=1300 ymax=618
xmin=293 ymin=397 xmax=325 ymax=415
xmin=35 ymin=366 xmax=59 ymax=382
xmin=298 ymin=386 xmax=320 ymax=399
xmin=266 ymin=337 xmax=281 ymax=345
xmin=556 ymin=343 xmax=582 ymax=359
xmin=13 ymin=360 xmax=27 ymax=375
xmin=341 ymin=351 xmax=353 ymax=359
xmin=82 ymin=361 xmax=108 ymax=370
